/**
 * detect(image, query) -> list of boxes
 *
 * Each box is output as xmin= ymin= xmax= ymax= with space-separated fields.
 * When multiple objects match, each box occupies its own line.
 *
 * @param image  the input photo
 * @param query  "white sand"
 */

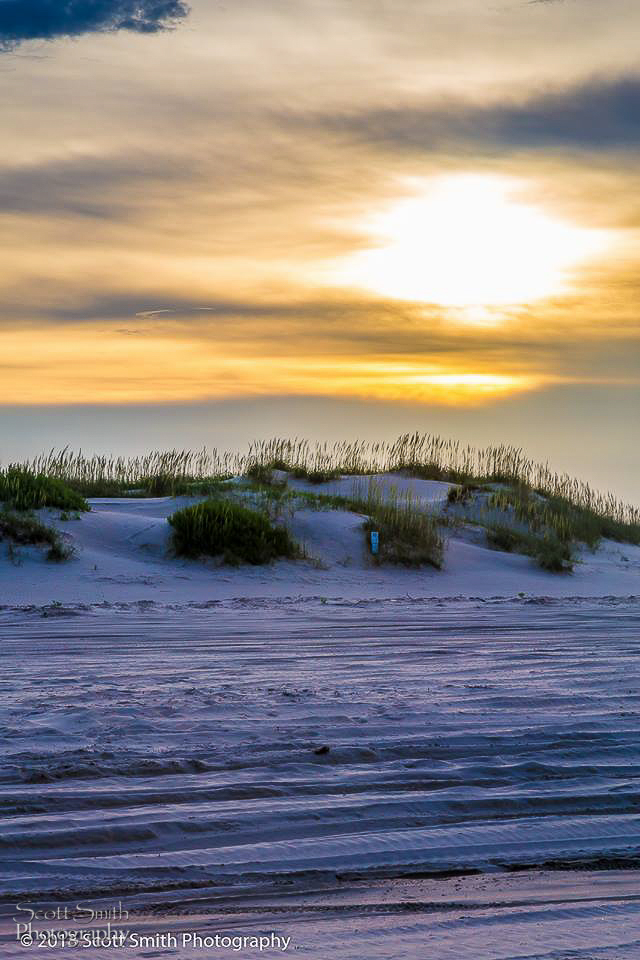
xmin=1 ymin=599 xmax=640 ymax=957
xmin=2 ymin=870 xmax=640 ymax=958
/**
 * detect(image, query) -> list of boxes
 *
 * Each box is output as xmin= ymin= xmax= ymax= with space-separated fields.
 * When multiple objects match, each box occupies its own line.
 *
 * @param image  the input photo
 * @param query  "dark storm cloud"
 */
xmin=306 ymin=77 xmax=640 ymax=152
xmin=0 ymin=0 xmax=190 ymax=51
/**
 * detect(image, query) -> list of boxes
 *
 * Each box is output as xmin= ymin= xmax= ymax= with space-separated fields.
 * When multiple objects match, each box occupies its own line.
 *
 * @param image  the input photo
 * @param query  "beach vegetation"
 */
xmin=486 ymin=524 xmax=573 ymax=572
xmin=0 ymin=510 xmax=73 ymax=562
xmin=169 ymin=499 xmax=295 ymax=565
xmin=447 ymin=483 xmax=480 ymax=505
xmin=0 ymin=467 xmax=88 ymax=512
xmin=333 ymin=477 xmax=443 ymax=568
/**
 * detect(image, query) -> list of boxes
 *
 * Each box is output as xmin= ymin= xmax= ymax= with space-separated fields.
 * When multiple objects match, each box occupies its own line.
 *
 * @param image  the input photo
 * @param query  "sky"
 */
xmin=1 ymin=0 xmax=639 ymax=501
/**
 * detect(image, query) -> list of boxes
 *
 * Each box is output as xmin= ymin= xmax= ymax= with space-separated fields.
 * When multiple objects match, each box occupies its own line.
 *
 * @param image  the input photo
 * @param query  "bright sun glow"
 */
xmin=332 ymin=175 xmax=613 ymax=307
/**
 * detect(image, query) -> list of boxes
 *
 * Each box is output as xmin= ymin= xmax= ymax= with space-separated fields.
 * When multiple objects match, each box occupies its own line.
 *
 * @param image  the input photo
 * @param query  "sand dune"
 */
xmin=1 ymin=474 xmax=639 ymax=607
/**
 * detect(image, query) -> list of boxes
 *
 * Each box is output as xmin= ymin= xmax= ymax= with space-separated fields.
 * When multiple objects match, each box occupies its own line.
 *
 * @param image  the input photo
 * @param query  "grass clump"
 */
xmin=355 ymin=479 xmax=444 ymax=569
xmin=0 ymin=468 xmax=88 ymax=512
xmin=245 ymin=435 xmax=639 ymax=538
xmin=488 ymin=485 xmax=640 ymax=554
xmin=536 ymin=538 xmax=574 ymax=573
xmin=290 ymin=466 xmax=341 ymax=484
xmin=247 ymin=460 xmax=340 ymax=486
xmin=364 ymin=512 xmax=443 ymax=568
xmin=0 ymin=511 xmax=73 ymax=562
xmin=246 ymin=462 xmax=279 ymax=487
xmin=447 ymin=483 xmax=481 ymax=505
xmin=487 ymin=524 xmax=573 ymax=572
xmin=169 ymin=499 xmax=295 ymax=565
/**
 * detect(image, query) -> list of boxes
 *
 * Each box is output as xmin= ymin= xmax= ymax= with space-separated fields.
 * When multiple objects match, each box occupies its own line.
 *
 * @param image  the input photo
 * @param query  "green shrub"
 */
xmin=246 ymin=462 xmax=277 ymax=487
xmin=45 ymin=538 xmax=74 ymax=562
xmin=169 ymin=499 xmax=295 ymax=565
xmin=0 ymin=510 xmax=73 ymax=562
xmin=294 ymin=490 xmax=353 ymax=511
xmin=486 ymin=525 xmax=525 ymax=553
xmin=0 ymin=468 xmax=88 ymax=512
xmin=536 ymin=536 xmax=573 ymax=573
xmin=447 ymin=483 xmax=480 ymax=505
xmin=181 ymin=479 xmax=234 ymax=497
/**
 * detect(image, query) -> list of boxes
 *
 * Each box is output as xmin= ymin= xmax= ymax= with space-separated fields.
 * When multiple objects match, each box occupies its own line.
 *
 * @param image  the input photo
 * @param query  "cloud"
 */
xmin=492 ymin=77 xmax=640 ymax=149
xmin=0 ymin=156 xmax=162 ymax=219
xmin=0 ymin=0 xmax=190 ymax=51
xmin=0 ymin=153 xmax=187 ymax=217
xmin=301 ymin=76 xmax=640 ymax=152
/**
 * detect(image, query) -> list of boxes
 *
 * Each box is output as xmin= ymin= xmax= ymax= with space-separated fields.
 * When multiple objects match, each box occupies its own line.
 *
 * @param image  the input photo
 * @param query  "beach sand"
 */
xmin=1 ymin=480 xmax=639 ymax=957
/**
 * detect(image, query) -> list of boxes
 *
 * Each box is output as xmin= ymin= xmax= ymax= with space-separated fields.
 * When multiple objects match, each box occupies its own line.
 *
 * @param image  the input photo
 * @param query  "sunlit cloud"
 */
xmin=1 ymin=318 xmax=633 ymax=409
xmin=0 ymin=0 xmax=638 ymax=430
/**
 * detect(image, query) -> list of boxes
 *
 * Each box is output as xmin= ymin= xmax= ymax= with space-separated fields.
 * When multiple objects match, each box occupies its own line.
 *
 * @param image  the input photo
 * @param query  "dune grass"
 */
xmin=18 ymin=435 xmax=639 ymax=529
xmin=23 ymin=447 xmax=235 ymax=498
xmin=169 ymin=499 xmax=295 ymax=565
xmin=0 ymin=467 xmax=88 ymax=512
xmin=243 ymin=435 xmax=640 ymax=531
xmin=358 ymin=482 xmax=444 ymax=569
xmin=488 ymin=486 xmax=640 ymax=548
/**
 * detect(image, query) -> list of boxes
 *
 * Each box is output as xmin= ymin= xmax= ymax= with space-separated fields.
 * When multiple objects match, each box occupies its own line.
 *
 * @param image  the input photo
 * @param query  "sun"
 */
xmin=331 ymin=174 xmax=612 ymax=308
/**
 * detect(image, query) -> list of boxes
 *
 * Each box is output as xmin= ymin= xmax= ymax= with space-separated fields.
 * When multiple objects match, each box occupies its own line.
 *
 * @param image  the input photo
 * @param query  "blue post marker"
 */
xmin=370 ymin=531 xmax=379 ymax=555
